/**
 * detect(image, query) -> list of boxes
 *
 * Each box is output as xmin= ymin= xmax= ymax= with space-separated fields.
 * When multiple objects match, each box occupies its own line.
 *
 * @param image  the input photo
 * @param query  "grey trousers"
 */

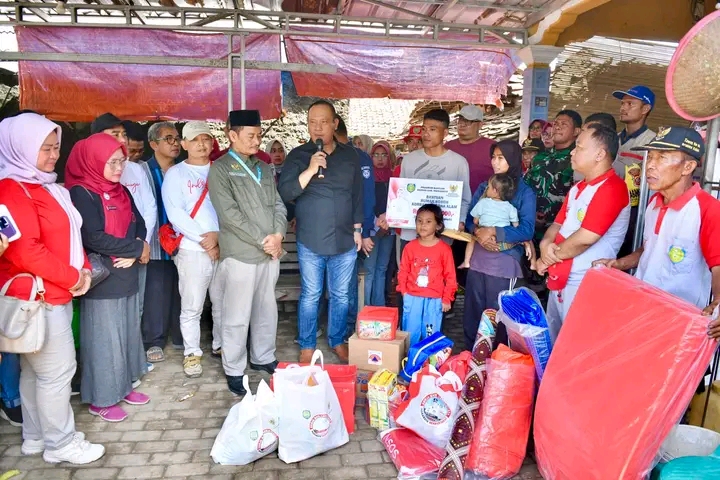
xmin=138 ymin=263 xmax=147 ymax=319
xmin=218 ymin=258 xmax=279 ymax=377
xmin=20 ymin=302 xmax=77 ymax=450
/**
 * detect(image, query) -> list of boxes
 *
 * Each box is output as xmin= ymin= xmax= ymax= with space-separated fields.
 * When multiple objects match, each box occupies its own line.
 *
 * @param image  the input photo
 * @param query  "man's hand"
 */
xmin=200 ymin=231 xmax=219 ymax=251
xmin=458 ymin=222 xmax=465 ymax=232
xmin=376 ymin=214 xmax=388 ymax=231
xmin=362 ymin=237 xmax=374 ymax=256
xmin=540 ymin=242 xmax=562 ymax=266
xmin=288 ymin=218 xmax=296 ymax=233
xmin=262 ymin=233 xmax=283 ymax=259
xmin=0 ymin=233 xmax=8 ymax=258
xmin=113 ymin=258 xmax=136 ymax=269
xmin=208 ymin=246 xmax=220 ymax=261
xmin=307 ymin=151 xmax=328 ymax=176
xmin=354 ymin=232 xmax=362 ymax=252
xmin=535 ymin=258 xmax=550 ymax=276
xmin=592 ymin=258 xmax=620 ymax=269
xmin=140 ymin=241 xmax=150 ymax=264
xmin=441 ymin=302 xmax=451 ymax=313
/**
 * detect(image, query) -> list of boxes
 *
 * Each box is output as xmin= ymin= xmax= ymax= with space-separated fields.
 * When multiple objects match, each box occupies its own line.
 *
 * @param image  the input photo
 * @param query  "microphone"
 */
xmin=315 ymin=138 xmax=325 ymax=179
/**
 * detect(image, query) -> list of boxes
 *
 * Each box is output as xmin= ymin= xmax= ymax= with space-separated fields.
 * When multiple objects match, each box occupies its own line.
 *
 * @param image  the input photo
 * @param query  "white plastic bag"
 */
xmin=394 ymin=364 xmax=462 ymax=448
xmin=274 ymin=350 xmax=349 ymax=463
xmin=210 ymin=376 xmax=279 ymax=465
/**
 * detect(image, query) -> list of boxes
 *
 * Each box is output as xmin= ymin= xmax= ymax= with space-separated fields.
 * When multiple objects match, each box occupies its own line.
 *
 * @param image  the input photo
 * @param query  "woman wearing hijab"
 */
xmin=462 ymin=140 xmax=537 ymax=351
xmin=527 ymin=119 xmax=547 ymax=142
xmin=0 ymin=113 xmax=105 ymax=464
xmin=264 ymin=138 xmax=287 ymax=182
xmin=364 ymin=141 xmax=396 ymax=306
xmin=65 ymin=133 xmax=150 ymax=423
xmin=353 ymin=134 xmax=374 ymax=155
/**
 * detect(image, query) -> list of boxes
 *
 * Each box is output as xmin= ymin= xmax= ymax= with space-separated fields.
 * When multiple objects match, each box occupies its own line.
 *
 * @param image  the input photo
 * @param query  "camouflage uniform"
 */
xmin=524 ymin=145 xmax=575 ymax=240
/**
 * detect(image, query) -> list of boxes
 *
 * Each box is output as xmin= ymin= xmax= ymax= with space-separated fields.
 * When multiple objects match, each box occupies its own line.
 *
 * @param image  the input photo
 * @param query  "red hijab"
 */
xmin=65 ymin=133 xmax=132 ymax=238
xmin=371 ymin=141 xmax=394 ymax=182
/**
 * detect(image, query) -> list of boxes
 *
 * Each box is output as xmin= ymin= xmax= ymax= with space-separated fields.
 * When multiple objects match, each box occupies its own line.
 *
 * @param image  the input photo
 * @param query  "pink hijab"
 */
xmin=0 ymin=113 xmax=85 ymax=269
xmin=65 ymin=133 xmax=132 ymax=239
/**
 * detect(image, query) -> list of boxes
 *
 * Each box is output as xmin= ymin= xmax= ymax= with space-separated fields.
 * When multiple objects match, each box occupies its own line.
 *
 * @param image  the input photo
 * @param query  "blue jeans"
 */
xmin=297 ymin=242 xmax=358 ymax=349
xmin=363 ymin=235 xmax=394 ymax=306
xmin=402 ymin=294 xmax=443 ymax=348
xmin=0 ymin=352 xmax=21 ymax=408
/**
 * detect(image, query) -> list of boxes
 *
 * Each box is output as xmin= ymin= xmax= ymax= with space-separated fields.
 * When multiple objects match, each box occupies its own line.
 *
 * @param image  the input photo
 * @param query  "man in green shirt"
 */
xmin=208 ymin=110 xmax=287 ymax=396
xmin=525 ymin=109 xmax=582 ymax=240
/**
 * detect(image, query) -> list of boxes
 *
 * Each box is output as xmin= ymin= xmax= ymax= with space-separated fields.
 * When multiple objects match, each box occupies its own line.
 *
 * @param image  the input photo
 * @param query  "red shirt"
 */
xmin=0 ymin=180 xmax=85 ymax=305
xmin=397 ymin=239 xmax=457 ymax=304
xmin=446 ymin=137 xmax=496 ymax=193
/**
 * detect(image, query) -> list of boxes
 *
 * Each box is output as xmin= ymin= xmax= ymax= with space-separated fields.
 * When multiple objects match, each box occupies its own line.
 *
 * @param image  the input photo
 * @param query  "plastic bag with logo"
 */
xmin=380 ymin=427 xmax=445 ymax=480
xmin=395 ymin=364 xmax=463 ymax=448
xmin=210 ymin=376 xmax=279 ymax=465
xmin=273 ymin=350 xmax=349 ymax=463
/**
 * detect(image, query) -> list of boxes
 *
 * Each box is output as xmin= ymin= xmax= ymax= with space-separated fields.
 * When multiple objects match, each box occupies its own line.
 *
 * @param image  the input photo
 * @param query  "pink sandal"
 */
xmin=122 ymin=391 xmax=150 ymax=405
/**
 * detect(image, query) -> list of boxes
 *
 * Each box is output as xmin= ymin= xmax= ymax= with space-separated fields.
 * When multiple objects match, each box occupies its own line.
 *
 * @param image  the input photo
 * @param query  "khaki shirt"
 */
xmin=208 ymin=151 xmax=287 ymax=265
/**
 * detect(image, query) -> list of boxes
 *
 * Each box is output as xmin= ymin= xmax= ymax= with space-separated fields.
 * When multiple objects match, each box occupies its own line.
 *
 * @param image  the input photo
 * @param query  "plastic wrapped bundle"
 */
xmin=437 ymin=310 xmax=496 ymax=480
xmin=534 ymin=267 xmax=716 ymax=480
xmin=380 ymin=427 xmax=445 ymax=480
xmin=465 ymin=345 xmax=535 ymax=480
xmin=497 ymin=287 xmax=552 ymax=382
xmin=655 ymin=446 xmax=720 ymax=479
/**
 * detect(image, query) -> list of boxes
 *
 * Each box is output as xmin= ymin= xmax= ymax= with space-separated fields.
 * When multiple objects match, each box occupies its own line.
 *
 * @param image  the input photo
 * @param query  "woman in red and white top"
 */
xmin=0 ymin=112 xmax=105 ymax=465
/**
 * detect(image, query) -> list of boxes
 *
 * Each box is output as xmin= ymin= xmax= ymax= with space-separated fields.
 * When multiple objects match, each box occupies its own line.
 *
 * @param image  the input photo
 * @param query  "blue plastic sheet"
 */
xmin=654 ymin=446 xmax=720 ymax=479
xmin=497 ymin=287 xmax=553 ymax=382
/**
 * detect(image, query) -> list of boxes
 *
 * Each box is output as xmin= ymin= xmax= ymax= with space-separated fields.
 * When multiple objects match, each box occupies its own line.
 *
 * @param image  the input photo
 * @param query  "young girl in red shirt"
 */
xmin=397 ymin=204 xmax=458 ymax=347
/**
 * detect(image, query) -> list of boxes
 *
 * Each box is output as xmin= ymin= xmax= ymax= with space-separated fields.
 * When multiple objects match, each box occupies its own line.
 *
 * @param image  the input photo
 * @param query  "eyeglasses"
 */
xmin=160 ymin=135 xmax=182 ymax=145
xmin=106 ymin=159 xmax=128 ymax=170
xmin=373 ymin=152 xmax=389 ymax=158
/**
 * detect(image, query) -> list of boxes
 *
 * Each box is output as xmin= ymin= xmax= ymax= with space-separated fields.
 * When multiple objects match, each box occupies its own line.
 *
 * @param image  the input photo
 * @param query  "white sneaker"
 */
xmin=43 ymin=434 xmax=104 ymax=465
xmin=22 ymin=432 xmax=86 ymax=456
xmin=132 ymin=379 xmax=141 ymax=389
xmin=183 ymin=354 xmax=202 ymax=378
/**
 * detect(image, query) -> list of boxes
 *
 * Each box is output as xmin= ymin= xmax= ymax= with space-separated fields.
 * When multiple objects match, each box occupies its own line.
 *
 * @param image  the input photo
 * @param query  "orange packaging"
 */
xmin=357 ymin=306 xmax=399 ymax=340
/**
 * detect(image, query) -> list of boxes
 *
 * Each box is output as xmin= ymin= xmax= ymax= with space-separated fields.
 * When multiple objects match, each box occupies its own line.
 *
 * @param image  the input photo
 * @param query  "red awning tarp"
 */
xmin=285 ymin=30 xmax=518 ymax=105
xmin=16 ymin=26 xmax=282 ymax=122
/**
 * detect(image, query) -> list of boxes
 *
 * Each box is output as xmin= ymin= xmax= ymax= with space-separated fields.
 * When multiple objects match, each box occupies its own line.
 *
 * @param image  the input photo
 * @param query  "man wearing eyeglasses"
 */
xmin=446 ymin=105 xmax=496 ymax=193
xmin=138 ymin=122 xmax=184 ymax=365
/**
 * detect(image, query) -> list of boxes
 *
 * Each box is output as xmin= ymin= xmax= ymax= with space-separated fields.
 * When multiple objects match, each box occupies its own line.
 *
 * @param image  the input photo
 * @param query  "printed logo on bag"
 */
xmin=256 ymin=429 xmax=279 ymax=453
xmin=250 ymin=430 xmax=259 ymax=441
xmin=309 ymin=414 xmax=332 ymax=438
xmin=368 ymin=350 xmax=383 ymax=365
xmin=419 ymin=393 xmax=451 ymax=425
xmin=302 ymin=410 xmax=311 ymax=420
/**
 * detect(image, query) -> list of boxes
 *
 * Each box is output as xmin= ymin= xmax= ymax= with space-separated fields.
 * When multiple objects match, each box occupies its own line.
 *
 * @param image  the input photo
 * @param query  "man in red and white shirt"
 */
xmin=537 ymin=123 xmax=631 ymax=340
xmin=594 ymin=127 xmax=720 ymax=338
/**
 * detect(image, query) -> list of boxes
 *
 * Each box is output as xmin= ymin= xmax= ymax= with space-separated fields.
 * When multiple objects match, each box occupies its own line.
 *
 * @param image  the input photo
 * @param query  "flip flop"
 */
xmin=146 ymin=346 xmax=165 ymax=363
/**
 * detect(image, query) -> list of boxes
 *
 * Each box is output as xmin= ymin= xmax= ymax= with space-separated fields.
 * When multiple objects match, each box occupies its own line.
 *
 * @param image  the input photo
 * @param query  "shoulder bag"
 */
xmin=0 ymin=273 xmax=49 ymax=355
xmin=159 ymin=186 xmax=208 ymax=256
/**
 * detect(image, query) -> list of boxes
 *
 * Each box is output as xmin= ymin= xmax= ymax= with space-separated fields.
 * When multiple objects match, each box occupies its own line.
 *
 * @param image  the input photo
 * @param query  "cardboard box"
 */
xmin=349 ymin=330 xmax=409 ymax=374
xmin=368 ymin=369 xmax=397 ymax=431
xmin=356 ymin=369 xmax=373 ymax=408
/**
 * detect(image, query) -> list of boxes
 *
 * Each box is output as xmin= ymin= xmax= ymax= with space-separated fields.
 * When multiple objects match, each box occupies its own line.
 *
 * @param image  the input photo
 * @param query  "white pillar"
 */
xmin=517 ymin=45 xmax=563 ymax=142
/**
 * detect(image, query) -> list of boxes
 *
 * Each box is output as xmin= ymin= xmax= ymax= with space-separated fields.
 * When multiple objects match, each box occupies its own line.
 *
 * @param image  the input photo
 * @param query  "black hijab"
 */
xmin=489 ymin=139 xmax=523 ymax=181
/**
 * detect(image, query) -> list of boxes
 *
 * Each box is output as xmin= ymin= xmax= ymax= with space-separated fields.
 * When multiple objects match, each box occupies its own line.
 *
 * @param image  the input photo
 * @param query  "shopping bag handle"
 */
xmin=242 ymin=375 xmax=252 ymax=395
xmin=310 ymin=349 xmax=324 ymax=369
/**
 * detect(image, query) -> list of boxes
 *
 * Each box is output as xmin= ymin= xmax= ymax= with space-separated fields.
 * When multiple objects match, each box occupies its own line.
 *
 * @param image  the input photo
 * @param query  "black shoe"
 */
xmin=71 ymin=381 xmax=81 ymax=397
xmin=226 ymin=375 xmax=247 ymax=397
xmin=0 ymin=403 xmax=22 ymax=427
xmin=249 ymin=360 xmax=278 ymax=375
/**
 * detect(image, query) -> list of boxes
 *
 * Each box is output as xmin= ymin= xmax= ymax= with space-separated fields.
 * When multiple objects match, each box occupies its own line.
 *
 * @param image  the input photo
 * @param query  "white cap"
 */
xmin=458 ymin=105 xmax=484 ymax=122
xmin=182 ymin=121 xmax=213 ymax=140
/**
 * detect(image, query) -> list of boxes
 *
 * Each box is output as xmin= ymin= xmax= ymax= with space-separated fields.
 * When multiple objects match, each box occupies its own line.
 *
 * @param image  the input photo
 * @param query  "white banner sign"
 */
xmin=385 ymin=177 xmax=463 ymax=230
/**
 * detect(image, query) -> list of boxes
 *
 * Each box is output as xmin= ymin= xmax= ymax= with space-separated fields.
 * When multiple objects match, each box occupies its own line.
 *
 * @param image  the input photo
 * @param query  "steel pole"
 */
xmin=703 ymin=117 xmax=720 ymax=194
xmin=227 ymin=34 xmax=233 ymax=112
xmin=632 ymin=151 xmax=650 ymax=251
xmin=240 ymin=33 xmax=246 ymax=109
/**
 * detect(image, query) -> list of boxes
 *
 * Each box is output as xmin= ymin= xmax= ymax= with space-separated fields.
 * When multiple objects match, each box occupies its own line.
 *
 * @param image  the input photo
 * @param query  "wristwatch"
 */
xmin=354 ymin=227 xmax=363 ymax=234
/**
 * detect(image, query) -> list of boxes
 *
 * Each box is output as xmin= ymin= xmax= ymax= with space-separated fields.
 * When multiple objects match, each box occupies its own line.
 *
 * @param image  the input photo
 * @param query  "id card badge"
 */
xmin=0 ymin=204 xmax=22 ymax=242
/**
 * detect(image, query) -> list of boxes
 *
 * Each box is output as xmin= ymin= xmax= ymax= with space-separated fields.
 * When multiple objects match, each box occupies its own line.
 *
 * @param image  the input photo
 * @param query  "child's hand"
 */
xmin=441 ymin=302 xmax=451 ymax=312
xmin=473 ymin=217 xmax=480 ymax=225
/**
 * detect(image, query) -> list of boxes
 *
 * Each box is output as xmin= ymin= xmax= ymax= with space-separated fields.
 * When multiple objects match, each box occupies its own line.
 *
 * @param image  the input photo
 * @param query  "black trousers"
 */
xmin=462 ymin=269 xmax=513 ymax=351
xmin=141 ymin=259 xmax=182 ymax=351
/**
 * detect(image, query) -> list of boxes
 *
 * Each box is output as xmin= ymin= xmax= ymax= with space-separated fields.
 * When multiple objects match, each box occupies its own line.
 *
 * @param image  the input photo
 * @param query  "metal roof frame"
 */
xmin=0 ymin=2 xmax=528 ymax=47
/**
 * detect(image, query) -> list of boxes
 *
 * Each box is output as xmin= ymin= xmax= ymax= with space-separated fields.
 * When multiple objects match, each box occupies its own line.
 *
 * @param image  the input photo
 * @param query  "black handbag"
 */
xmin=87 ymin=253 xmax=110 ymax=289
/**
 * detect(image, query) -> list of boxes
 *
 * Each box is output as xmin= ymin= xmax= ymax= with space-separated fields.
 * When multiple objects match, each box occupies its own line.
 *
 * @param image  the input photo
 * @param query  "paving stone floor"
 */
xmin=0 ymin=296 xmax=543 ymax=480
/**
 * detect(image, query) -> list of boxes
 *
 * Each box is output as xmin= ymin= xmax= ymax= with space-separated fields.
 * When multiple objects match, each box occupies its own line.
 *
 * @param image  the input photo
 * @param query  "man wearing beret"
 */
xmin=208 ymin=110 xmax=287 ymax=396
xmin=594 ymin=127 xmax=720 ymax=339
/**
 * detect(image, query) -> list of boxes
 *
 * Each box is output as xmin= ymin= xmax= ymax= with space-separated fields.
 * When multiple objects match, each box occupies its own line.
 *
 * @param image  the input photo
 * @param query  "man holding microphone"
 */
xmin=279 ymin=100 xmax=363 ymax=363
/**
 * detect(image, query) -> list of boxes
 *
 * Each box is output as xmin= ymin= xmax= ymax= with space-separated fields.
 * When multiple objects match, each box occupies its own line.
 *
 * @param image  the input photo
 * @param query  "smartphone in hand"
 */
xmin=0 ymin=205 xmax=21 ymax=242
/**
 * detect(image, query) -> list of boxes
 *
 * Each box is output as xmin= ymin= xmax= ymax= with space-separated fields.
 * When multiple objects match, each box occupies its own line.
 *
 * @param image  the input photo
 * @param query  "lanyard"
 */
xmin=228 ymin=150 xmax=262 ymax=185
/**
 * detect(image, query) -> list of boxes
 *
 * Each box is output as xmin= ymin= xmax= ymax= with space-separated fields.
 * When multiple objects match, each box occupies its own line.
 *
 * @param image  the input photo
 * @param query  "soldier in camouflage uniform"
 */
xmin=525 ymin=110 xmax=582 ymax=240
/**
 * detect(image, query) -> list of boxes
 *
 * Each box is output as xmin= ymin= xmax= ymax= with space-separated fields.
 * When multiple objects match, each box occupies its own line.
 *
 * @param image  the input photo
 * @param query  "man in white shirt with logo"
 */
xmin=161 ymin=121 xmax=223 ymax=378
xmin=594 ymin=127 xmax=720 ymax=338
xmin=536 ymin=123 xmax=631 ymax=340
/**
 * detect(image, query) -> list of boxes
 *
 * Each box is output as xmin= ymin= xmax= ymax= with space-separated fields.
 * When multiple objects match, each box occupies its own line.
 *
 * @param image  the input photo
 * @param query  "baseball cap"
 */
xmin=90 ymin=113 xmax=123 ymax=134
xmin=631 ymin=126 xmax=705 ymax=161
xmin=612 ymin=85 xmax=656 ymax=109
xmin=458 ymin=104 xmax=484 ymax=122
xmin=182 ymin=121 xmax=213 ymax=141
xmin=404 ymin=125 xmax=422 ymax=142
xmin=522 ymin=138 xmax=546 ymax=152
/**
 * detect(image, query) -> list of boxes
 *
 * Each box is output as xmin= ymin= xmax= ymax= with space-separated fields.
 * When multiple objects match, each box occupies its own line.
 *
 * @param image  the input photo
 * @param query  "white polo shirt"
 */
xmin=636 ymin=183 xmax=720 ymax=308
xmin=548 ymin=169 xmax=630 ymax=290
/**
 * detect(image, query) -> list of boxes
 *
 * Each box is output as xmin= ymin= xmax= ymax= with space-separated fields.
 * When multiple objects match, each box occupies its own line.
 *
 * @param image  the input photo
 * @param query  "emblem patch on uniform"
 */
xmin=668 ymin=245 xmax=686 ymax=264
xmin=362 ymin=167 xmax=371 ymax=179
xmin=576 ymin=209 xmax=586 ymax=222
